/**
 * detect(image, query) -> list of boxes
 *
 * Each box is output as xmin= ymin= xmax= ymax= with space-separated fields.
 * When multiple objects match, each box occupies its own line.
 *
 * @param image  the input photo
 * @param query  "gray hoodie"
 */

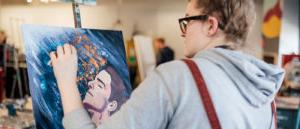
xmin=63 ymin=48 xmax=285 ymax=129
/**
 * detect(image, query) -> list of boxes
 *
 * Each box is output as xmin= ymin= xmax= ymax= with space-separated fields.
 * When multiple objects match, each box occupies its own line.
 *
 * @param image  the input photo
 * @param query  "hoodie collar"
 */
xmin=194 ymin=48 xmax=285 ymax=107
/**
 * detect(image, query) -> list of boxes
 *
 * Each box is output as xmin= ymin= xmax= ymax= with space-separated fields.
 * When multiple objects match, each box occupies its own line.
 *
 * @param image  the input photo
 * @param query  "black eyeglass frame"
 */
xmin=178 ymin=15 xmax=225 ymax=33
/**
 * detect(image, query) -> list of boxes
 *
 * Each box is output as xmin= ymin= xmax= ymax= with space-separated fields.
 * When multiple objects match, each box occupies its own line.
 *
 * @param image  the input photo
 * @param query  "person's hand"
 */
xmin=50 ymin=44 xmax=83 ymax=114
xmin=50 ymin=44 xmax=78 ymax=90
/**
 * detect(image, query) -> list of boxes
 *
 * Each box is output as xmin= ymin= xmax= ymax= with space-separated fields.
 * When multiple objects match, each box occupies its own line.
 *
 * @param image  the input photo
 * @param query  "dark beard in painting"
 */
xmin=83 ymin=100 xmax=108 ymax=120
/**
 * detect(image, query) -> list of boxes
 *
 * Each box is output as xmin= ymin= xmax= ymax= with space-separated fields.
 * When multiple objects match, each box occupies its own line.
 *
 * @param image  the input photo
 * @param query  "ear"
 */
xmin=107 ymin=101 xmax=118 ymax=112
xmin=207 ymin=16 xmax=219 ymax=36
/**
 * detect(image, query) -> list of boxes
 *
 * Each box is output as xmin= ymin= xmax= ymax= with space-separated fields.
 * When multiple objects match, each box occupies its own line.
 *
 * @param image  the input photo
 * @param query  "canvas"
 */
xmin=133 ymin=35 xmax=155 ymax=81
xmin=22 ymin=25 xmax=132 ymax=129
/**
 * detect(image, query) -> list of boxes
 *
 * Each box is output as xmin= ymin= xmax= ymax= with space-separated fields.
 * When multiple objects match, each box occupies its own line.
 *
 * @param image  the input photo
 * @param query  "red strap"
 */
xmin=182 ymin=59 xmax=278 ymax=129
xmin=272 ymin=101 xmax=278 ymax=129
xmin=182 ymin=59 xmax=222 ymax=129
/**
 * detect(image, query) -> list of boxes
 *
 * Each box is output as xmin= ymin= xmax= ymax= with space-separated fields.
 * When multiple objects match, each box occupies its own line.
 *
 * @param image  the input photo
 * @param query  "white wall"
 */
xmin=0 ymin=1 xmax=2 ymax=29
xmin=279 ymin=0 xmax=299 ymax=54
xmin=0 ymin=1 xmax=263 ymax=58
xmin=0 ymin=4 xmax=74 ymax=53
xmin=156 ymin=2 xmax=186 ymax=59
xmin=243 ymin=1 xmax=264 ymax=58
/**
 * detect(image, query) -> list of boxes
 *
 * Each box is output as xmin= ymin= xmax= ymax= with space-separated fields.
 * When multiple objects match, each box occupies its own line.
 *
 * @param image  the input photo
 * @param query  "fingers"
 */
xmin=49 ymin=51 xmax=56 ymax=66
xmin=64 ymin=44 xmax=72 ymax=55
xmin=71 ymin=45 xmax=77 ymax=55
xmin=57 ymin=46 xmax=64 ymax=58
xmin=49 ymin=51 xmax=56 ymax=60
xmin=51 ymin=44 xmax=76 ymax=59
xmin=49 ymin=51 xmax=56 ymax=64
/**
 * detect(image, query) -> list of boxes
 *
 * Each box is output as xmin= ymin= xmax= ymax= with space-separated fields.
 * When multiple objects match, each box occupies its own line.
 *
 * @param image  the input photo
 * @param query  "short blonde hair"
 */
xmin=191 ymin=0 xmax=256 ymax=47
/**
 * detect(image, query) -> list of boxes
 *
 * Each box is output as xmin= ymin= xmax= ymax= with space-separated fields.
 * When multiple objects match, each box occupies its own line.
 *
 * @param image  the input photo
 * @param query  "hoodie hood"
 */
xmin=196 ymin=48 xmax=285 ymax=107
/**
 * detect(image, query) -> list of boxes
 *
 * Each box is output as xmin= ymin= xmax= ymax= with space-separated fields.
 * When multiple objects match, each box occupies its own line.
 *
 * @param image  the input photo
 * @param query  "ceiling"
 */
xmin=0 ymin=0 xmax=263 ymax=6
xmin=0 ymin=0 xmax=183 ymax=5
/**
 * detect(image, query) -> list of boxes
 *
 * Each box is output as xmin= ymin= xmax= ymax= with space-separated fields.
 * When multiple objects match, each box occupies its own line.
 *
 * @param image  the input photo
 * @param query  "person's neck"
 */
xmin=203 ymin=40 xmax=226 ymax=50
xmin=203 ymin=37 xmax=235 ymax=50
xmin=159 ymin=44 xmax=166 ymax=49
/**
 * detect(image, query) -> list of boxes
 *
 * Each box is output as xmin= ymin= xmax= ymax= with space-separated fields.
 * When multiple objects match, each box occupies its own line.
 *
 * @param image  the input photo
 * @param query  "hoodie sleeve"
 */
xmin=62 ymin=69 xmax=175 ymax=129
xmin=63 ymin=108 xmax=96 ymax=129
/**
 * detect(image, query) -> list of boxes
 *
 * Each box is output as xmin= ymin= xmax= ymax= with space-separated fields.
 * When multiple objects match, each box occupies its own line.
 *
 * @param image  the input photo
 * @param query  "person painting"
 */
xmin=50 ymin=0 xmax=285 ymax=129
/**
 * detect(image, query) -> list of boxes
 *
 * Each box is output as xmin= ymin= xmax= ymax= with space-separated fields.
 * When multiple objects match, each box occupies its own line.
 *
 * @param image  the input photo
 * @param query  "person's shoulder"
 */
xmin=154 ymin=58 xmax=215 ymax=77
xmin=165 ymin=46 xmax=174 ymax=52
xmin=155 ymin=60 xmax=189 ymax=77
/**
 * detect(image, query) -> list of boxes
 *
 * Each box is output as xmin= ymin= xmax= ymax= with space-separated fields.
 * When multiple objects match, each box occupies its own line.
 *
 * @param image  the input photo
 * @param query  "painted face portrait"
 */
xmin=83 ymin=66 xmax=127 ymax=126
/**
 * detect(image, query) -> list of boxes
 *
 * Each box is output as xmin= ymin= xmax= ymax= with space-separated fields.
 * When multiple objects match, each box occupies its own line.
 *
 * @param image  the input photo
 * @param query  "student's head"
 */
xmin=154 ymin=37 xmax=166 ymax=49
xmin=180 ymin=0 xmax=256 ymax=57
xmin=0 ymin=30 xmax=7 ymax=44
xmin=83 ymin=66 xmax=127 ymax=126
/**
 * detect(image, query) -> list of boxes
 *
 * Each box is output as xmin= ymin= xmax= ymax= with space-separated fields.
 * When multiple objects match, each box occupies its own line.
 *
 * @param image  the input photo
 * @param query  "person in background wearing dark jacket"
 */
xmin=154 ymin=38 xmax=174 ymax=66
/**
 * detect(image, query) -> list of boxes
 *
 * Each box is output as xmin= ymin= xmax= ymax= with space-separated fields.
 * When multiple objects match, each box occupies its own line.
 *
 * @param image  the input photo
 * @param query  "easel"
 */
xmin=10 ymin=48 xmax=23 ymax=99
xmin=72 ymin=2 xmax=82 ymax=28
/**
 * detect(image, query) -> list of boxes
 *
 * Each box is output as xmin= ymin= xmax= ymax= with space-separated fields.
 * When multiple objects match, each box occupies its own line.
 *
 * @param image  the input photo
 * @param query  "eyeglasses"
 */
xmin=178 ymin=15 xmax=225 ymax=34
